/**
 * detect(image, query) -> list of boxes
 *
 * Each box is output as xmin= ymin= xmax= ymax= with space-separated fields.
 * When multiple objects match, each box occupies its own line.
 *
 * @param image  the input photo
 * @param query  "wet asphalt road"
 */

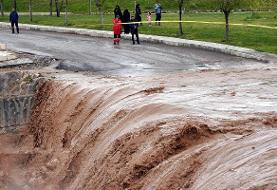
xmin=0 ymin=29 xmax=265 ymax=75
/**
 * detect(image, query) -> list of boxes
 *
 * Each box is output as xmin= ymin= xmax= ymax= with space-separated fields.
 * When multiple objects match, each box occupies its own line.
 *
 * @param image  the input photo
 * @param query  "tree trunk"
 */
xmin=55 ymin=0 xmax=60 ymax=17
xmin=50 ymin=0 xmax=53 ymax=16
xmin=59 ymin=0 xmax=64 ymax=13
xmin=29 ymin=0 xmax=32 ymax=22
xmin=0 ymin=0 xmax=4 ymax=16
xmin=178 ymin=1 xmax=184 ymax=35
xmin=64 ymin=0 xmax=68 ymax=25
xmin=88 ymin=0 xmax=92 ymax=15
xmin=13 ymin=0 xmax=17 ymax=10
xmin=96 ymin=0 xmax=104 ymax=25
xmin=224 ymin=11 xmax=230 ymax=41
xmin=99 ymin=6 xmax=104 ymax=25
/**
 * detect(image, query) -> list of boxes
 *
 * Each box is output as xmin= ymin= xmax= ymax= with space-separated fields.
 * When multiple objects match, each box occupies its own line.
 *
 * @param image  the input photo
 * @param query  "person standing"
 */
xmin=112 ymin=15 xmax=122 ymax=45
xmin=114 ymin=5 xmax=122 ymax=19
xmin=122 ymin=9 xmax=131 ymax=34
xmin=147 ymin=11 xmax=152 ymax=26
xmin=135 ymin=4 xmax=142 ymax=25
xmin=129 ymin=16 xmax=140 ymax=45
xmin=10 ymin=8 xmax=19 ymax=34
xmin=154 ymin=1 xmax=162 ymax=26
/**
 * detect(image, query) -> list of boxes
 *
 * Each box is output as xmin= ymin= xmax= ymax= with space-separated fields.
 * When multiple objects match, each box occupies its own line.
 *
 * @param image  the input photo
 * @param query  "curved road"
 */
xmin=0 ymin=29 xmax=266 ymax=75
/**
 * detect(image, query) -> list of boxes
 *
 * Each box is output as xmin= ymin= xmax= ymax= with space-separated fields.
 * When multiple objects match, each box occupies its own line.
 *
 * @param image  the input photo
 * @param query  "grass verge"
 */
xmin=0 ymin=12 xmax=276 ymax=54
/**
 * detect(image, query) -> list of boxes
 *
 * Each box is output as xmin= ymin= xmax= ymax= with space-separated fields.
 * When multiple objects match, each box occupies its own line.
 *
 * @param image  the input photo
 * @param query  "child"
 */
xmin=112 ymin=15 xmax=122 ymax=45
xmin=147 ymin=12 xmax=152 ymax=26
xmin=129 ymin=16 xmax=140 ymax=45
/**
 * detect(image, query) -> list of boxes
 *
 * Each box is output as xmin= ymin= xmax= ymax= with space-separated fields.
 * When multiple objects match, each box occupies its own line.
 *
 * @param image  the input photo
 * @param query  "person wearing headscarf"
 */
xmin=122 ymin=9 xmax=130 ymax=34
xmin=135 ymin=4 xmax=142 ymax=25
xmin=114 ymin=5 xmax=122 ymax=19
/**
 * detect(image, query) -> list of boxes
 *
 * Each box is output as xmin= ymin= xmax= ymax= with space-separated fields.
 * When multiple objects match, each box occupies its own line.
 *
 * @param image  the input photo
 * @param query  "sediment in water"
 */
xmin=0 ymin=76 xmax=276 ymax=190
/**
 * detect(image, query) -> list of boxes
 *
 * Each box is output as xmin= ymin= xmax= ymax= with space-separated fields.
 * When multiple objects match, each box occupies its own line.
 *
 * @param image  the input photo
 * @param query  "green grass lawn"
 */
xmin=0 ymin=11 xmax=276 ymax=54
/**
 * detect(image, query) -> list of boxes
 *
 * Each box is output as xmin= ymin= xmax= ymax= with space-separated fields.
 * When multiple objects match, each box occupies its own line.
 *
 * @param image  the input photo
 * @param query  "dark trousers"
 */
xmin=114 ymin=34 xmax=121 ymax=44
xmin=114 ymin=34 xmax=121 ymax=39
xmin=131 ymin=29 xmax=140 ymax=44
xmin=11 ymin=21 xmax=19 ymax=33
xmin=156 ymin=13 xmax=161 ymax=25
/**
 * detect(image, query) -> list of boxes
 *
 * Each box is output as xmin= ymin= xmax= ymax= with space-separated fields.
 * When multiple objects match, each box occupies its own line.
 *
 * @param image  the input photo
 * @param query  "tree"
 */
xmin=50 ymin=0 xmax=53 ymax=16
xmin=96 ymin=0 xmax=106 ymax=25
xmin=29 ymin=0 xmax=33 ymax=22
xmin=59 ymin=0 xmax=65 ymax=13
xmin=13 ymin=0 xmax=17 ymax=10
xmin=64 ymin=0 xmax=68 ymax=25
xmin=89 ymin=0 xmax=92 ymax=15
xmin=0 ymin=0 xmax=4 ymax=16
xmin=178 ymin=0 xmax=185 ymax=35
xmin=54 ymin=0 xmax=65 ymax=17
xmin=55 ymin=0 xmax=60 ymax=17
xmin=220 ymin=0 xmax=240 ymax=41
xmin=212 ymin=0 xmax=242 ymax=41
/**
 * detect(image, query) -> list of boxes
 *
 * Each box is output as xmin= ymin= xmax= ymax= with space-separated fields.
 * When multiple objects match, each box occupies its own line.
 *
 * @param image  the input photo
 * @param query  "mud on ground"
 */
xmin=0 ymin=52 xmax=277 ymax=190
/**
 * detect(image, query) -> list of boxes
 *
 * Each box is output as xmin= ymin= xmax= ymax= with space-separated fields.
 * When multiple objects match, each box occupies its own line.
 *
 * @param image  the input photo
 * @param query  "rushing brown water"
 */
xmin=0 ymin=68 xmax=277 ymax=190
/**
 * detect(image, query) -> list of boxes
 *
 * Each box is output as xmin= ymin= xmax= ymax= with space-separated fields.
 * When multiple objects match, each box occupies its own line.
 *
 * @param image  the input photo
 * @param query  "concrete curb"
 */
xmin=0 ymin=51 xmax=17 ymax=62
xmin=1 ymin=22 xmax=276 ymax=63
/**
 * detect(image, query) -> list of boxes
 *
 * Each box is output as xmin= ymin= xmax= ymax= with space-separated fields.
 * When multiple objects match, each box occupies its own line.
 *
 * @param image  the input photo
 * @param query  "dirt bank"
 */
xmin=0 ymin=66 xmax=276 ymax=190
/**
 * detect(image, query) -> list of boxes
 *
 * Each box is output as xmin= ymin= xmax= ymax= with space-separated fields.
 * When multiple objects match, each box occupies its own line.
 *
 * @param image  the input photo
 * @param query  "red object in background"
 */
xmin=113 ymin=18 xmax=122 ymax=35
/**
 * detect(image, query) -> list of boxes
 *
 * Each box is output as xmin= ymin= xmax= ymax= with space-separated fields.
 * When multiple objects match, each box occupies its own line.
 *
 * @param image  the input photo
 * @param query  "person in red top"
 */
xmin=112 ymin=15 xmax=122 ymax=45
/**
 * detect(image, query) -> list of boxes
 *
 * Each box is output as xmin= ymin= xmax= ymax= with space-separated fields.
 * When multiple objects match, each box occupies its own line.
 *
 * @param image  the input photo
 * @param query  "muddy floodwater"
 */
xmin=0 ymin=31 xmax=277 ymax=190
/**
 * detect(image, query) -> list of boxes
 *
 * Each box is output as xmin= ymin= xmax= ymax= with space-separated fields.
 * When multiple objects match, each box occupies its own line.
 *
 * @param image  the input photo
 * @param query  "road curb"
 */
xmin=0 ymin=22 xmax=276 ymax=63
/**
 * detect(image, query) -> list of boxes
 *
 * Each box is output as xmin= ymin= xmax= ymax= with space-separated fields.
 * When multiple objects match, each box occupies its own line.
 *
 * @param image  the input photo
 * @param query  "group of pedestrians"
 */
xmin=113 ymin=6 xmax=140 ymax=45
xmin=8 ymin=2 xmax=163 ymax=46
xmin=112 ymin=2 xmax=162 ymax=45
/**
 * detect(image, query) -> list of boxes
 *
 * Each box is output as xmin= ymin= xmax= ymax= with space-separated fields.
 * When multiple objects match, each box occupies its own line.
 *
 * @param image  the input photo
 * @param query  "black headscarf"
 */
xmin=114 ymin=5 xmax=122 ymax=19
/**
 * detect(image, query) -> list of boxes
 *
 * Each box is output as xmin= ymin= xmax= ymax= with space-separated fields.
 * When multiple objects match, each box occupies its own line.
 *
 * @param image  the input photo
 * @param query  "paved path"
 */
xmin=0 ymin=29 xmax=268 ymax=76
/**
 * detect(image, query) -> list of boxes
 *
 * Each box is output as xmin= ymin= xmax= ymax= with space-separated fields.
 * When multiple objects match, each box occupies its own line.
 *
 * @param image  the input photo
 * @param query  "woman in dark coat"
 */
xmin=122 ymin=9 xmax=130 ymax=34
xmin=135 ymin=4 xmax=142 ymax=24
xmin=129 ymin=16 xmax=140 ymax=45
xmin=114 ymin=5 xmax=122 ymax=19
